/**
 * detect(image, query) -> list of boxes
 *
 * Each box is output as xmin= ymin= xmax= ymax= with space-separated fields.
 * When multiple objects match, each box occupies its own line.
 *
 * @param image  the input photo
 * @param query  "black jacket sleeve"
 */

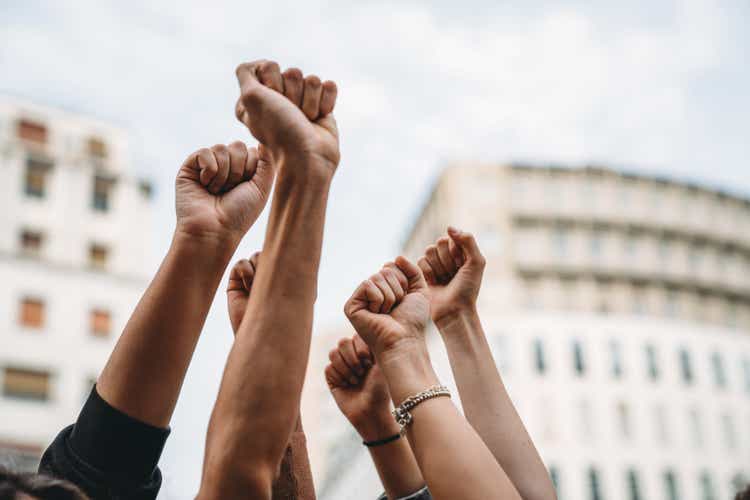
xmin=38 ymin=386 xmax=170 ymax=500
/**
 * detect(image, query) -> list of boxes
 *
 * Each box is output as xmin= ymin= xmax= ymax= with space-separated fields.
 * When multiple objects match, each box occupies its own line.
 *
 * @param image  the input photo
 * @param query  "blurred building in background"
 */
xmin=0 ymin=96 xmax=154 ymax=470
xmin=312 ymin=164 xmax=750 ymax=500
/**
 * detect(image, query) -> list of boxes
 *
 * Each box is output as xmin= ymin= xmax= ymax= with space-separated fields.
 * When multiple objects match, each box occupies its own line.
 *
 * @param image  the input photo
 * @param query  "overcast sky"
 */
xmin=2 ymin=0 xmax=749 ymax=497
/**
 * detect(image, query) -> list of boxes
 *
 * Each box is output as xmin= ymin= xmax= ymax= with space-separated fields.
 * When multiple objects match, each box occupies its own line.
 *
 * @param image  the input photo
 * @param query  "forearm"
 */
xmin=353 ymin=410 xmax=425 ymax=499
xmin=97 ymin=231 xmax=235 ymax=427
xmin=378 ymin=343 xmax=520 ymax=500
xmin=201 ymin=163 xmax=331 ymax=495
xmin=437 ymin=310 xmax=555 ymax=500
xmin=272 ymin=416 xmax=316 ymax=500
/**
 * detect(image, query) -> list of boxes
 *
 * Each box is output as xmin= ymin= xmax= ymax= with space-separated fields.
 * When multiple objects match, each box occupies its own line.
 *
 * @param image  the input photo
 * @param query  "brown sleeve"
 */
xmin=272 ymin=416 xmax=316 ymax=500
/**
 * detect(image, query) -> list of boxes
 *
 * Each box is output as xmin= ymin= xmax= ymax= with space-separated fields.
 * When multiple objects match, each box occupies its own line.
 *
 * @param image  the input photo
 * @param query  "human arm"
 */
xmin=198 ymin=60 xmax=339 ymax=499
xmin=326 ymin=332 xmax=426 ymax=499
xmin=418 ymin=227 xmax=556 ymax=500
xmin=227 ymin=254 xmax=316 ymax=500
xmin=345 ymin=259 xmax=521 ymax=500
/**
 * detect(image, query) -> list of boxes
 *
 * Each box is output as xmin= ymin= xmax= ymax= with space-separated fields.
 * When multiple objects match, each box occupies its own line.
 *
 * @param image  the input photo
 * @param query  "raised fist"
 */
xmin=325 ymin=335 xmax=393 ymax=439
xmin=226 ymin=251 xmax=260 ymax=333
xmin=175 ymin=142 xmax=274 ymax=243
xmin=344 ymin=257 xmax=430 ymax=356
xmin=417 ymin=227 xmax=486 ymax=324
xmin=235 ymin=60 xmax=340 ymax=175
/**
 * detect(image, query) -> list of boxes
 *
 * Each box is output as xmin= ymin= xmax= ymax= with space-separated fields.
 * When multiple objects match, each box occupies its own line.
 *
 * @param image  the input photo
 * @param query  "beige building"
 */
xmin=313 ymin=164 xmax=750 ymax=500
xmin=0 ymin=96 xmax=154 ymax=470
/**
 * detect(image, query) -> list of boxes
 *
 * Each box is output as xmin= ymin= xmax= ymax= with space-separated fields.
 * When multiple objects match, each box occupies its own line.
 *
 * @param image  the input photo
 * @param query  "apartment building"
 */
xmin=0 ymin=96 xmax=154 ymax=470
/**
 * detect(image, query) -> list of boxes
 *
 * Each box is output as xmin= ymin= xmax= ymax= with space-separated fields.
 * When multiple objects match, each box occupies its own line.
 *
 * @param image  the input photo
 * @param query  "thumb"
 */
xmin=252 ymin=144 xmax=276 ymax=197
xmin=394 ymin=255 xmax=428 ymax=294
xmin=447 ymin=227 xmax=485 ymax=268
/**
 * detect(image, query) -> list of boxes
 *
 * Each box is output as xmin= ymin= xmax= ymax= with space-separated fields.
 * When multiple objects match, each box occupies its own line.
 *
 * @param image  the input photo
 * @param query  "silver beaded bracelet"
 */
xmin=392 ymin=384 xmax=451 ymax=435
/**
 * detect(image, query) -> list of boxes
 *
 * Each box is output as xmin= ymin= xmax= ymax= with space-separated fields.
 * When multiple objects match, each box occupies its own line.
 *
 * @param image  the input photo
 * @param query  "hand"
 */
xmin=175 ymin=142 xmax=274 ymax=244
xmin=418 ymin=227 xmax=486 ymax=325
xmin=226 ymin=251 xmax=260 ymax=333
xmin=344 ymin=257 xmax=430 ymax=356
xmin=325 ymin=335 xmax=394 ymax=438
xmin=235 ymin=60 xmax=340 ymax=176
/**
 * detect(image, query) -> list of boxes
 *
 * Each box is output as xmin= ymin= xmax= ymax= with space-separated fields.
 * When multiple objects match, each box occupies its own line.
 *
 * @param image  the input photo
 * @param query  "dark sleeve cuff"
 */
xmin=68 ymin=385 xmax=170 ymax=483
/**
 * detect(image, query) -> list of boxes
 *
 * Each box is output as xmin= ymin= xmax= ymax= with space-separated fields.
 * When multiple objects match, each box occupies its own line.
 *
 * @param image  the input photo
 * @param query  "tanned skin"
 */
xmin=418 ymin=227 xmax=557 ymax=500
xmin=326 ymin=330 xmax=426 ymax=499
xmin=97 ymin=139 xmax=274 ymax=428
xmin=227 ymin=253 xmax=316 ymax=500
xmin=344 ymin=258 xmax=522 ymax=500
xmin=198 ymin=60 xmax=339 ymax=499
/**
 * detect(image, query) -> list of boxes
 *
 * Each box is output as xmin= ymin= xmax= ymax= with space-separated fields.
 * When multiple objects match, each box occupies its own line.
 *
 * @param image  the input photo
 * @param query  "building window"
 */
xmin=2 ymin=367 xmax=51 ymax=401
xmin=533 ymin=339 xmax=547 ymax=375
xmin=89 ymin=309 xmax=111 ymax=337
xmin=552 ymin=227 xmax=568 ymax=258
xmin=587 ymin=467 xmax=603 ymax=500
xmin=665 ymin=288 xmax=680 ymax=317
xmin=138 ymin=179 xmax=153 ymax=200
xmin=17 ymin=119 xmax=47 ymax=144
xmin=742 ymin=358 xmax=750 ymax=394
xmin=617 ymin=401 xmax=632 ymax=440
xmin=688 ymin=407 xmax=703 ymax=449
xmin=659 ymin=238 xmax=671 ymax=261
xmin=590 ymin=230 xmax=603 ymax=258
xmin=24 ymin=157 xmax=52 ymax=198
xmin=679 ymin=348 xmax=694 ymax=385
xmin=609 ymin=340 xmax=623 ymax=379
xmin=19 ymin=297 xmax=45 ymax=329
xmin=549 ymin=466 xmax=561 ymax=499
xmin=654 ymin=404 xmax=669 ymax=445
xmin=663 ymin=470 xmax=680 ymax=500
xmin=699 ymin=471 xmax=717 ymax=500
xmin=721 ymin=413 xmax=737 ymax=451
xmin=710 ymin=352 xmax=727 ymax=389
xmin=89 ymin=243 xmax=109 ymax=270
xmin=88 ymin=137 xmax=108 ymax=158
xmin=627 ymin=468 xmax=642 ymax=500
xmin=19 ymin=229 xmax=44 ymax=257
xmin=645 ymin=344 xmax=659 ymax=381
xmin=92 ymin=176 xmax=114 ymax=212
xmin=573 ymin=340 xmax=586 ymax=376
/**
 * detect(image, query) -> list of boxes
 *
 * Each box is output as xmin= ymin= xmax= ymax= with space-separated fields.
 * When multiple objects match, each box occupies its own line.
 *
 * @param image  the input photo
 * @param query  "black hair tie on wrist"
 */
xmin=363 ymin=433 xmax=401 ymax=447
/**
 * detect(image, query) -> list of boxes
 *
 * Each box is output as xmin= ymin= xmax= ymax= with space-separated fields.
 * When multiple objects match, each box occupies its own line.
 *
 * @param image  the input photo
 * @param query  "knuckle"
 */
xmin=305 ymin=74 xmax=321 ymax=87
xmin=284 ymin=67 xmax=303 ymax=79
xmin=337 ymin=338 xmax=348 ymax=349
xmin=328 ymin=349 xmax=338 ymax=362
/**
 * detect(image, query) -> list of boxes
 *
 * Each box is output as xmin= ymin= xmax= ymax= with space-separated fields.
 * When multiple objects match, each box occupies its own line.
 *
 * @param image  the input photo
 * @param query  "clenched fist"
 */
xmin=344 ymin=257 xmax=430 ymax=356
xmin=417 ymin=227 xmax=486 ymax=324
xmin=235 ymin=60 xmax=340 ymax=176
xmin=325 ymin=335 xmax=394 ymax=439
xmin=226 ymin=251 xmax=260 ymax=333
xmin=175 ymin=142 xmax=274 ymax=243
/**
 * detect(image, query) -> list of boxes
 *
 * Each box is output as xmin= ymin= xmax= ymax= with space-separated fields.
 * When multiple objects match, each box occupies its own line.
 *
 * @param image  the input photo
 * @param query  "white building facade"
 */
xmin=313 ymin=164 xmax=750 ymax=500
xmin=0 ymin=97 xmax=154 ymax=470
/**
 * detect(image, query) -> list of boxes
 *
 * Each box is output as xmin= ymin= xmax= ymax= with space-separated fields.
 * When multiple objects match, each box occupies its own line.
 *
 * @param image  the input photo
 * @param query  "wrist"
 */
xmin=171 ymin=228 xmax=238 ymax=262
xmin=376 ymin=340 xmax=440 ymax=405
xmin=277 ymin=151 xmax=336 ymax=185
xmin=433 ymin=305 xmax=480 ymax=334
xmin=352 ymin=410 xmax=400 ymax=442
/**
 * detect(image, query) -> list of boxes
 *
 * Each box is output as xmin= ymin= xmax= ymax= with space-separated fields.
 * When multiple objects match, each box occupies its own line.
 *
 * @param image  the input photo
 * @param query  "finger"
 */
xmin=249 ymin=251 xmax=260 ymax=271
xmin=243 ymin=146 xmax=261 ymax=181
xmin=197 ymin=148 xmax=218 ymax=187
xmin=382 ymin=262 xmax=408 ymax=291
xmin=448 ymin=226 xmax=486 ymax=267
xmin=234 ymin=98 xmax=247 ymax=124
xmin=208 ymin=145 xmax=230 ymax=194
xmin=338 ymin=338 xmax=364 ymax=377
xmin=370 ymin=273 xmax=396 ymax=313
xmin=380 ymin=267 xmax=405 ymax=304
xmin=448 ymin=235 xmax=465 ymax=268
xmin=418 ymin=257 xmax=438 ymax=286
xmin=352 ymin=334 xmax=373 ymax=366
xmin=436 ymin=237 xmax=458 ymax=275
xmin=319 ymin=80 xmax=338 ymax=117
xmin=235 ymin=61 xmax=266 ymax=117
xmin=301 ymin=74 xmax=323 ymax=121
xmin=227 ymin=260 xmax=246 ymax=293
xmin=330 ymin=348 xmax=358 ymax=386
xmin=363 ymin=279 xmax=385 ymax=314
xmin=395 ymin=255 xmax=428 ymax=292
xmin=425 ymin=245 xmax=449 ymax=281
xmin=258 ymin=60 xmax=284 ymax=94
xmin=325 ymin=364 xmax=346 ymax=389
xmin=226 ymin=141 xmax=248 ymax=188
xmin=235 ymin=259 xmax=255 ymax=292
xmin=282 ymin=67 xmax=304 ymax=107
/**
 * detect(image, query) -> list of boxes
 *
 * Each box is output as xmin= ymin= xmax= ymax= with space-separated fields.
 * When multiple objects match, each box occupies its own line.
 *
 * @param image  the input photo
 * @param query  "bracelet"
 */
xmin=392 ymin=385 xmax=451 ymax=435
xmin=363 ymin=433 xmax=401 ymax=447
